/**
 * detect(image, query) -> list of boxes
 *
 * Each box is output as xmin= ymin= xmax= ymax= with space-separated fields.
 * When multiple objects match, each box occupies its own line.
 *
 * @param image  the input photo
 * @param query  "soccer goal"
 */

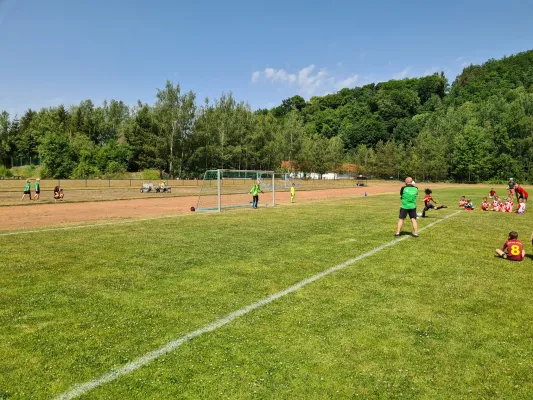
xmin=196 ymin=169 xmax=276 ymax=212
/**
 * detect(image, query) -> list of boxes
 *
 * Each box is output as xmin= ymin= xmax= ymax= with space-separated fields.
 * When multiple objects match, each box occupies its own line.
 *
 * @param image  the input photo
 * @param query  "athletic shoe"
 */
xmin=394 ymin=233 xmax=400 ymax=237
xmin=412 ymin=233 xmax=419 ymax=237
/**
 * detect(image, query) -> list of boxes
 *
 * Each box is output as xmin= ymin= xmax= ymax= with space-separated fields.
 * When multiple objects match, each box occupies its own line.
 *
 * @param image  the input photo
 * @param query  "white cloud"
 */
xmin=392 ymin=67 xmax=412 ymax=80
xmin=251 ymin=71 xmax=261 ymax=83
xmin=251 ymin=64 xmax=360 ymax=96
xmin=334 ymin=73 xmax=359 ymax=90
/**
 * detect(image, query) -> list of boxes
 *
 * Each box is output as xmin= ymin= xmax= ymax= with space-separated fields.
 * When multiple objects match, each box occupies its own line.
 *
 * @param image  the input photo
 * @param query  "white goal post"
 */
xmin=196 ymin=169 xmax=276 ymax=212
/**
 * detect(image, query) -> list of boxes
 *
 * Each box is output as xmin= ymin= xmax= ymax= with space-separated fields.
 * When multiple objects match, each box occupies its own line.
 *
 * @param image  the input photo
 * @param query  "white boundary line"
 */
xmin=54 ymin=210 xmax=461 ymax=400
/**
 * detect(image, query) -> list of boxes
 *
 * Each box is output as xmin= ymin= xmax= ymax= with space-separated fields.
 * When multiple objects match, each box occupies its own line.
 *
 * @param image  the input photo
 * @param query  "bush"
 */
xmin=71 ymin=162 xmax=101 ymax=179
xmin=141 ymin=169 xmax=161 ymax=180
xmin=0 ymin=165 xmax=13 ymax=178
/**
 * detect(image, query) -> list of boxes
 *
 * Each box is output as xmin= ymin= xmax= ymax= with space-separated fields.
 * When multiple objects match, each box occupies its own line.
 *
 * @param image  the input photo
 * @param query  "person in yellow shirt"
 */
xmin=250 ymin=180 xmax=263 ymax=209
xmin=290 ymin=183 xmax=295 ymax=203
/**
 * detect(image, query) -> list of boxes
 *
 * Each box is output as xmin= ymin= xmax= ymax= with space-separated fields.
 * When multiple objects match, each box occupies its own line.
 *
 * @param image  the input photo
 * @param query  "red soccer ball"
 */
xmin=190 ymin=206 xmax=196 ymax=212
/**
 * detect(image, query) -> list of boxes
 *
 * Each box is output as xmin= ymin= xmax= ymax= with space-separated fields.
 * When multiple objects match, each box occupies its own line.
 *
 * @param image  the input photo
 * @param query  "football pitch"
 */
xmin=1 ymin=188 xmax=533 ymax=399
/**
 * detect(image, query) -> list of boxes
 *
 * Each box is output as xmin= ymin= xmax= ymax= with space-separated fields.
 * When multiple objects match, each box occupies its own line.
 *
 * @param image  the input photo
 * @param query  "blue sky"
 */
xmin=1 ymin=0 xmax=532 ymax=116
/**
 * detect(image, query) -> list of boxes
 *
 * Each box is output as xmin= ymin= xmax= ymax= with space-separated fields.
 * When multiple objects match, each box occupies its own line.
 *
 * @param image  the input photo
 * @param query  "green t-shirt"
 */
xmin=250 ymin=184 xmax=260 ymax=196
xmin=34 ymin=182 xmax=40 ymax=191
xmin=400 ymin=185 xmax=418 ymax=209
xmin=24 ymin=182 xmax=30 ymax=191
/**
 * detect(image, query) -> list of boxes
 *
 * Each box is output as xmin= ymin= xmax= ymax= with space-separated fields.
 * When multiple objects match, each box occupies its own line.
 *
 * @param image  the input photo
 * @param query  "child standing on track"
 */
xmin=250 ymin=180 xmax=263 ymax=209
xmin=33 ymin=179 xmax=40 ymax=201
xmin=290 ymin=183 xmax=295 ymax=203
xmin=496 ymin=231 xmax=525 ymax=261
xmin=21 ymin=179 xmax=31 ymax=201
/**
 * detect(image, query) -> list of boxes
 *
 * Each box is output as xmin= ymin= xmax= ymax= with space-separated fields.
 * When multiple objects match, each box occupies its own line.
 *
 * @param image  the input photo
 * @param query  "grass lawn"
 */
xmin=1 ymin=188 xmax=532 ymax=399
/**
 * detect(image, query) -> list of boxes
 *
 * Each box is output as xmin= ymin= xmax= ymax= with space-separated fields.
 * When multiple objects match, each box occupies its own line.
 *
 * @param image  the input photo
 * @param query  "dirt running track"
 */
xmin=0 ymin=184 xmax=457 ymax=231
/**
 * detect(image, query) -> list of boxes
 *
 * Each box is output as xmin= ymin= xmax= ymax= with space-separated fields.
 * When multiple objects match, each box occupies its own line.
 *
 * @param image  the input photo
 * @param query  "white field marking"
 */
xmin=54 ymin=210 xmax=461 ymax=400
xmin=0 ymin=213 xmax=200 ymax=237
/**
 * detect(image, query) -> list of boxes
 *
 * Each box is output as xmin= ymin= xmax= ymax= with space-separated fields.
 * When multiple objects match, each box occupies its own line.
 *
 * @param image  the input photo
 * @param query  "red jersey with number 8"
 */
xmin=503 ymin=239 xmax=523 ymax=261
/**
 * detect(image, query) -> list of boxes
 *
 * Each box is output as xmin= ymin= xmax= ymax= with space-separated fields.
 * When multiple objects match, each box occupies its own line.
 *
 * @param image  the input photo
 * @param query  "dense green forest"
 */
xmin=1 ymin=50 xmax=533 ymax=181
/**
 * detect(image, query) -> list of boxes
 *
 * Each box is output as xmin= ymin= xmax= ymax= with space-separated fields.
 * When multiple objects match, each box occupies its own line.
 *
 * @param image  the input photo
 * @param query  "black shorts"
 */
xmin=399 ymin=208 xmax=417 ymax=219
xmin=24 ymin=190 xmax=30 ymax=195
xmin=35 ymin=190 xmax=40 ymax=194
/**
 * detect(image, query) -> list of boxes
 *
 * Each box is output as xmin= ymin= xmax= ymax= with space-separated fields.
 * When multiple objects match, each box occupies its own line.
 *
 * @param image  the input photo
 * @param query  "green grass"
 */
xmin=1 ymin=188 xmax=533 ymax=399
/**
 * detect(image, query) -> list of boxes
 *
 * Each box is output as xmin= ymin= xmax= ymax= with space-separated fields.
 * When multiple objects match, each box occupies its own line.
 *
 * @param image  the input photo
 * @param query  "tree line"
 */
xmin=1 ymin=50 xmax=533 ymax=181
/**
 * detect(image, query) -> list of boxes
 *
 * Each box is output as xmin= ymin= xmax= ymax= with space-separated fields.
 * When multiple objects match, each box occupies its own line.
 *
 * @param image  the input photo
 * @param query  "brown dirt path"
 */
xmin=0 ymin=183 xmax=461 ymax=231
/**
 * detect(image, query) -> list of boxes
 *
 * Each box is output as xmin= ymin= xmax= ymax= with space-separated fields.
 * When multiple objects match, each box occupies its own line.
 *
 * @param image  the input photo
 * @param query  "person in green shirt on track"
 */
xmin=21 ymin=179 xmax=31 ymax=201
xmin=395 ymin=176 xmax=419 ymax=237
xmin=250 ymin=180 xmax=263 ymax=209
xmin=33 ymin=179 xmax=41 ymax=201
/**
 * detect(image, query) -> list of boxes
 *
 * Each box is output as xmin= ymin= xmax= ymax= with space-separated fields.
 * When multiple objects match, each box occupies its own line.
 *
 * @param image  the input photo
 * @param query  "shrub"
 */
xmin=141 ymin=169 xmax=161 ymax=180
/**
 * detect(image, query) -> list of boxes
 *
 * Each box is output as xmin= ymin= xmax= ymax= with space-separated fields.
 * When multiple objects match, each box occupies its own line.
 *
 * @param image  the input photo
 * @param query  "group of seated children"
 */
xmin=461 ymin=187 xmax=527 ymax=214
xmin=480 ymin=196 xmax=526 ymax=213
xmin=459 ymin=196 xmax=474 ymax=210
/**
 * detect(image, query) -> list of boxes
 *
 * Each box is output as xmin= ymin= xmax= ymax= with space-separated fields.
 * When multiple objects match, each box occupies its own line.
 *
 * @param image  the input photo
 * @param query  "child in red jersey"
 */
xmin=459 ymin=196 xmax=467 ymax=208
xmin=496 ymin=231 xmax=524 ymax=261
xmin=421 ymin=188 xmax=447 ymax=217
xmin=481 ymin=197 xmax=490 ymax=211
xmin=503 ymin=197 xmax=514 ymax=213
xmin=489 ymin=188 xmax=496 ymax=199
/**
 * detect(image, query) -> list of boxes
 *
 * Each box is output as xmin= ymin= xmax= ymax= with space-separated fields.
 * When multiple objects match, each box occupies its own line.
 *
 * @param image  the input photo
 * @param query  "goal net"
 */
xmin=196 ymin=169 xmax=276 ymax=211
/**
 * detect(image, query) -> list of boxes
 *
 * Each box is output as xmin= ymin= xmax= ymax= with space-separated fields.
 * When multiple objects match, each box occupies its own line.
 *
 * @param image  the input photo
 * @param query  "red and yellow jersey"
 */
xmin=424 ymin=195 xmax=434 ymax=206
xmin=503 ymin=239 xmax=523 ymax=261
xmin=481 ymin=201 xmax=489 ymax=210
xmin=459 ymin=199 xmax=467 ymax=207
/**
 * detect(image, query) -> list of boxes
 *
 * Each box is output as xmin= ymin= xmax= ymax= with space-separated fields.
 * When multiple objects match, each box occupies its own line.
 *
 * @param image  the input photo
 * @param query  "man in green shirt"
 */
xmin=395 ymin=177 xmax=419 ymax=237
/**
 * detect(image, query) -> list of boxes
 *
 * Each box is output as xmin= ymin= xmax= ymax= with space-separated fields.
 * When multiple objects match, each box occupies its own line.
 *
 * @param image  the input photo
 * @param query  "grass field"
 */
xmin=1 ymin=188 xmax=533 ymax=399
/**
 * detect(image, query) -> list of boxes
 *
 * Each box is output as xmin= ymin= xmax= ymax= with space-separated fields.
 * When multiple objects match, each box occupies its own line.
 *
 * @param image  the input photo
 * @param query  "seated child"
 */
xmin=503 ymin=197 xmax=514 ymax=213
xmin=421 ymin=188 xmax=447 ymax=217
xmin=491 ymin=197 xmax=502 ymax=212
xmin=496 ymin=231 xmax=524 ymax=261
xmin=489 ymin=188 xmax=496 ymax=199
xmin=464 ymin=199 xmax=474 ymax=210
xmin=516 ymin=198 xmax=526 ymax=214
xmin=459 ymin=196 xmax=467 ymax=208
xmin=481 ymin=197 xmax=490 ymax=211
xmin=54 ymin=186 xmax=61 ymax=201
